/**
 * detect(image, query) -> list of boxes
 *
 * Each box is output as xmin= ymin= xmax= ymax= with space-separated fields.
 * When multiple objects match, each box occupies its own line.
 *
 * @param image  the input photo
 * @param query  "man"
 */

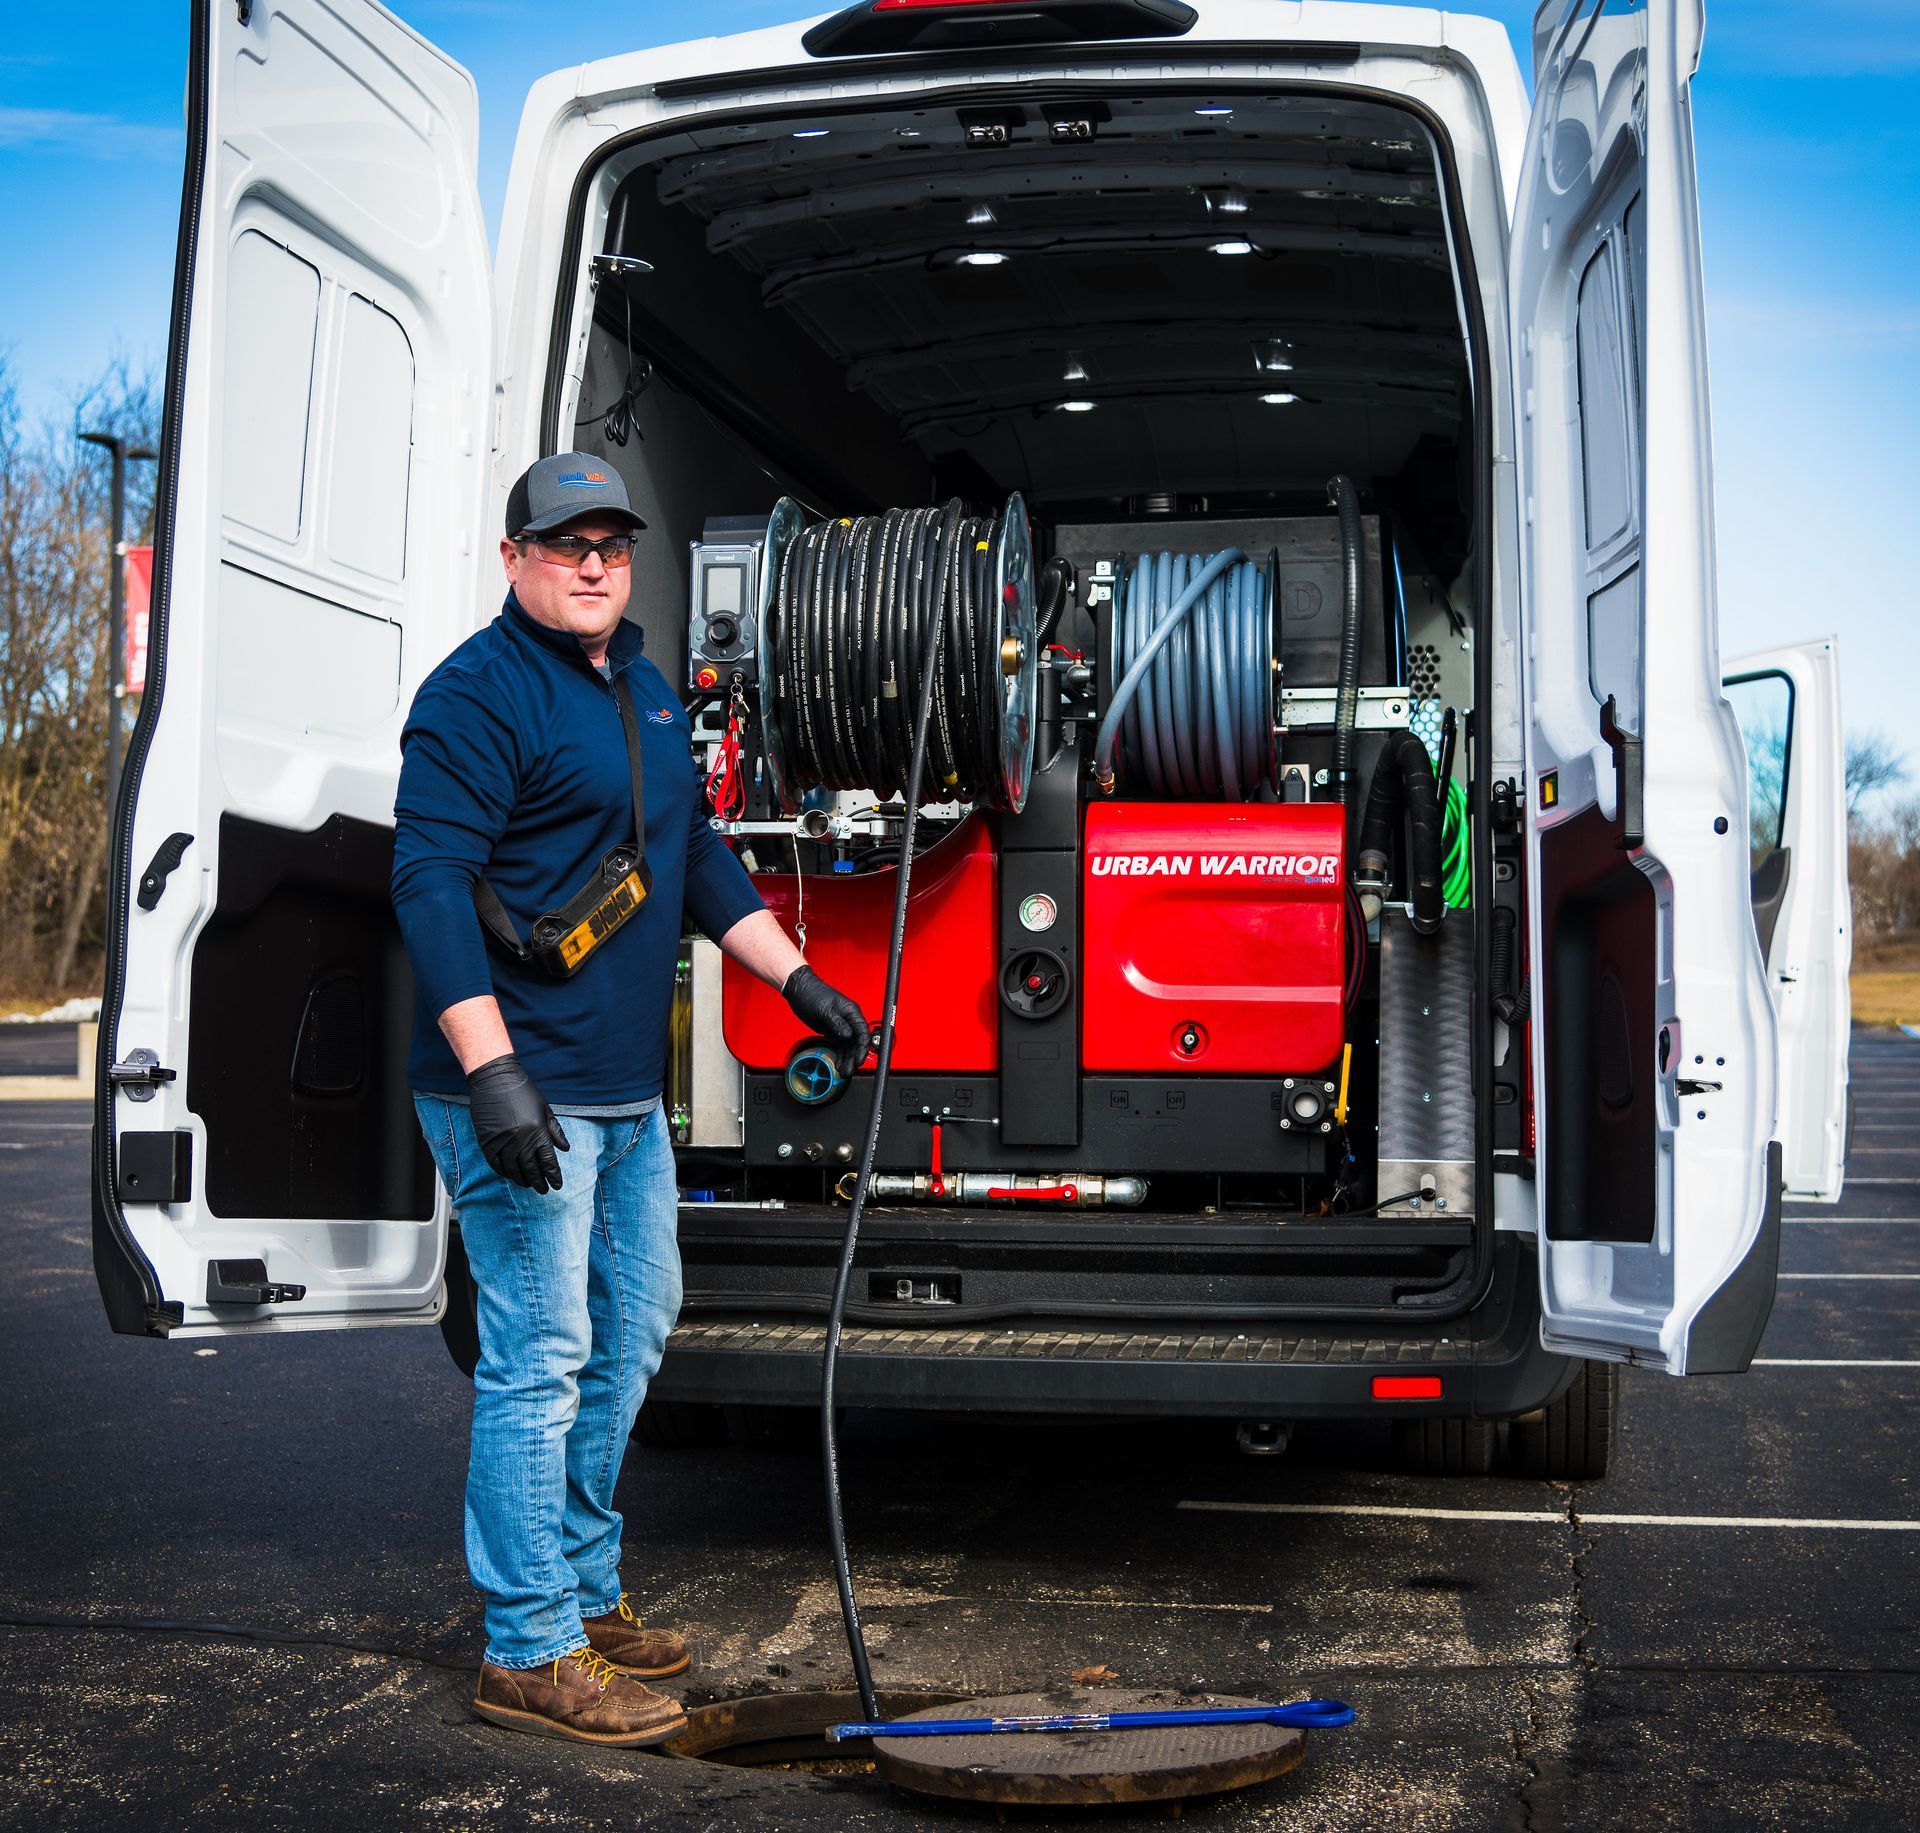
xmin=392 ymin=453 xmax=867 ymax=1747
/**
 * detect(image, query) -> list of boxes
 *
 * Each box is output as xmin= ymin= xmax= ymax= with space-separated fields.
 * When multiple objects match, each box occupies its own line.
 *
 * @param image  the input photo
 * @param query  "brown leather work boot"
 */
xmin=581 ymin=1592 xmax=693 ymax=1679
xmin=472 ymin=1647 xmax=686 ymax=1746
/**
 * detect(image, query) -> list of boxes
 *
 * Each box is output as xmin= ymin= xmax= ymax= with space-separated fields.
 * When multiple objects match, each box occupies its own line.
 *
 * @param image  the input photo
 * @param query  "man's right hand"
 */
xmin=467 ymin=1054 xmax=570 ymax=1193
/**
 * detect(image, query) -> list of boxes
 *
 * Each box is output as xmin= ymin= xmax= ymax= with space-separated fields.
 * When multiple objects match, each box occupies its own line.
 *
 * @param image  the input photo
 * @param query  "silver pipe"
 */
xmin=836 ymin=1171 xmax=1148 ymax=1207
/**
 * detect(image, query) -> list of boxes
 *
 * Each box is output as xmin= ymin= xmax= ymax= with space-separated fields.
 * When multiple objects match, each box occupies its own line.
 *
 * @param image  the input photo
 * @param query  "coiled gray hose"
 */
xmin=1327 ymin=475 xmax=1364 ymax=810
xmin=1092 ymin=549 xmax=1273 ymax=798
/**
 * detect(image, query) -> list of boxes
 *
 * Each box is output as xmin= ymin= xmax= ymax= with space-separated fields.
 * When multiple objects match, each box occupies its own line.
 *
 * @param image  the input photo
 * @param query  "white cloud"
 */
xmin=1710 ymin=292 xmax=1920 ymax=351
xmin=0 ymin=107 xmax=180 ymax=161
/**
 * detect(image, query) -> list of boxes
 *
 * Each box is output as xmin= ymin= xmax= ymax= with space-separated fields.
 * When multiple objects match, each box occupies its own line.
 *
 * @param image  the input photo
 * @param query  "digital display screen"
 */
xmin=704 ymin=563 xmax=745 ymax=618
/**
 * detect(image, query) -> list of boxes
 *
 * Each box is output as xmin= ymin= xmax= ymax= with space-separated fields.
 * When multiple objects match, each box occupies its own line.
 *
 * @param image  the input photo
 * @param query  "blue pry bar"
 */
xmin=826 ymin=1699 xmax=1356 ymax=1742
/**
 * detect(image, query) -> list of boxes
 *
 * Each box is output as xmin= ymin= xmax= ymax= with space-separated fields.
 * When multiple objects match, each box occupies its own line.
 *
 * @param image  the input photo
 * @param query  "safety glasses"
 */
xmin=521 ymin=533 xmax=637 ymax=568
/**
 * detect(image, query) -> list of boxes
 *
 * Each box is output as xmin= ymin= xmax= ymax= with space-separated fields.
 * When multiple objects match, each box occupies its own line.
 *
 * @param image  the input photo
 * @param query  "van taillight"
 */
xmin=1372 ymin=1376 xmax=1443 ymax=1400
xmin=803 ymin=0 xmax=1197 ymax=57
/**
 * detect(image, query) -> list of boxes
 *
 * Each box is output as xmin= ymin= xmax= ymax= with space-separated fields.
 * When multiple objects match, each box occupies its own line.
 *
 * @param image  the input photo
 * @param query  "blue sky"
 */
xmin=3 ymin=1 xmax=1915 ymax=785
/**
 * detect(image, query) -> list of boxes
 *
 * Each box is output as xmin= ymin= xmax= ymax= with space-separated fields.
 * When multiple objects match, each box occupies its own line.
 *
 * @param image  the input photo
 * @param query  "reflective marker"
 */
xmin=1371 ymin=1375 xmax=1442 ymax=1400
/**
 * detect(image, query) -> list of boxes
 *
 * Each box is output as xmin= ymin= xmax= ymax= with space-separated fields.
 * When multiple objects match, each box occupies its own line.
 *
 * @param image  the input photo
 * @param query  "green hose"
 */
xmin=1440 ymin=777 xmax=1471 ymax=909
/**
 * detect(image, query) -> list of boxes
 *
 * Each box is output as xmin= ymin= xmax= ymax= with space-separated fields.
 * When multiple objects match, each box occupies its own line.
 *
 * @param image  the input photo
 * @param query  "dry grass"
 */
xmin=1852 ymin=972 xmax=1920 ymax=1030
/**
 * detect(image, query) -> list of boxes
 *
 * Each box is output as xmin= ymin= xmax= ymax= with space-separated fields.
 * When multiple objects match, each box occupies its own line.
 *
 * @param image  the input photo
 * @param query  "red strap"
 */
xmin=705 ymin=700 xmax=745 ymax=819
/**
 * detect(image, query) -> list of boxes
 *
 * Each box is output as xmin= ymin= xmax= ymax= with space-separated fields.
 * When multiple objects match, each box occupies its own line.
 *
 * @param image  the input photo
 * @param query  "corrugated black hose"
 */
xmin=1357 ymin=728 xmax=1445 ymax=935
xmin=1327 ymin=475 xmax=1365 ymax=810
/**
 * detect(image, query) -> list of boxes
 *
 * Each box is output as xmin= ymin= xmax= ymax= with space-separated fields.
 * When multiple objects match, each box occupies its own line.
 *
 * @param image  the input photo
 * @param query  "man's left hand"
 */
xmin=782 ymin=965 xmax=872 ymax=1080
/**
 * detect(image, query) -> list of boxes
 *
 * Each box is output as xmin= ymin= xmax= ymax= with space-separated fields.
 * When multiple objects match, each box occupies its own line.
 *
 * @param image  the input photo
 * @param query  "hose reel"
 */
xmin=755 ymin=495 xmax=1038 ymax=813
xmin=1094 ymin=548 xmax=1279 ymax=800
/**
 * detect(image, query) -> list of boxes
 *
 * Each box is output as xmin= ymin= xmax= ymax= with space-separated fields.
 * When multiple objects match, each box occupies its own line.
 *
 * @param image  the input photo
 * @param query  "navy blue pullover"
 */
xmin=391 ymin=592 xmax=763 ymax=1103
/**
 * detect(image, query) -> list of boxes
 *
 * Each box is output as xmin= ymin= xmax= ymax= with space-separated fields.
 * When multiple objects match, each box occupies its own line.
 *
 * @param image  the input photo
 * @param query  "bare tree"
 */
xmin=1846 ymin=729 xmax=1909 ymax=823
xmin=0 ymin=354 xmax=160 ymax=1000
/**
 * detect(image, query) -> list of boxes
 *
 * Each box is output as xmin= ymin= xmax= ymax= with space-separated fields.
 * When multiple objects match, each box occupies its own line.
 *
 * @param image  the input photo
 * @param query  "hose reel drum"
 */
xmin=747 ymin=494 xmax=1039 ymax=815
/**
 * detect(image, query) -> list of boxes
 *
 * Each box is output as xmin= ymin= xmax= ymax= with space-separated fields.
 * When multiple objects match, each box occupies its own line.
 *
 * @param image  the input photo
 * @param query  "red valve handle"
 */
xmin=986 ymin=1183 xmax=1079 ymax=1202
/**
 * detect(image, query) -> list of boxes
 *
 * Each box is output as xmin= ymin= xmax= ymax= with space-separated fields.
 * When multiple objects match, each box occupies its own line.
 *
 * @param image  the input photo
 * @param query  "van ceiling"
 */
xmin=602 ymin=91 xmax=1467 ymax=513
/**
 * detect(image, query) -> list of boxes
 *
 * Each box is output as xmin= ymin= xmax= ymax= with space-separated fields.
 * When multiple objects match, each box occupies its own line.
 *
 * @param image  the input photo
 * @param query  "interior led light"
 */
xmin=1194 ymin=105 xmax=1234 ymax=118
xmin=1260 ymin=392 xmax=1300 ymax=405
xmin=1210 ymin=240 xmax=1255 ymax=256
xmin=792 ymin=129 xmax=829 ymax=139
xmin=966 ymin=203 xmax=998 ymax=227
xmin=1063 ymin=354 xmax=1090 ymax=382
xmin=957 ymin=251 xmax=1009 ymax=267
xmin=1057 ymin=400 xmax=1098 ymax=413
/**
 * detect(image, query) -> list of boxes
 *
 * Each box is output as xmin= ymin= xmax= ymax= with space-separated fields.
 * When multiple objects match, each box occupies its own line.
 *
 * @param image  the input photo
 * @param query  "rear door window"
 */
xmin=1724 ymin=670 xmax=1794 ymax=869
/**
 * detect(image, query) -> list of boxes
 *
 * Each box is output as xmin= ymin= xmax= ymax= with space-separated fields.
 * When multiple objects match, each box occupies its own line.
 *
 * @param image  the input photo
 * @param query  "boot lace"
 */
xmin=615 ymin=1591 xmax=643 ymax=1627
xmin=563 ymin=1647 xmax=623 ymax=1691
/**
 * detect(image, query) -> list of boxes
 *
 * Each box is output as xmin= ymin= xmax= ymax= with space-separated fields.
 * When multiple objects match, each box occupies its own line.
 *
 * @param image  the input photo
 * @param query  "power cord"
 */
xmin=574 ymin=284 xmax=652 ymax=447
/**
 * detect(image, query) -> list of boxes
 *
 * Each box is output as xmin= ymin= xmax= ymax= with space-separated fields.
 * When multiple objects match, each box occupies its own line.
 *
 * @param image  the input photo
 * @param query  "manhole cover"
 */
xmin=871 ymin=1687 xmax=1308 ymax=1808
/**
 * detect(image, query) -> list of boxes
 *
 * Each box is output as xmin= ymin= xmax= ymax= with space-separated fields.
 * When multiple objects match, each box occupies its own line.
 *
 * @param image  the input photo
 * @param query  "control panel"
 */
xmin=687 ymin=515 xmax=766 ymax=691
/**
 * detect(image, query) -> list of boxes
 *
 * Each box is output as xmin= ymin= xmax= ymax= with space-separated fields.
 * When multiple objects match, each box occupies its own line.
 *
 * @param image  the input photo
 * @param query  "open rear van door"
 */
xmin=91 ymin=0 xmax=492 ymax=1337
xmin=1724 ymin=640 xmax=1851 ymax=1202
xmin=1514 ymin=0 xmax=1781 ymax=1374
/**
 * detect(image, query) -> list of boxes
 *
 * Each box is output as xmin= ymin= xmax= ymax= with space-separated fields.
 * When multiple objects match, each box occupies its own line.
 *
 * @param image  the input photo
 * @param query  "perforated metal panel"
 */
xmin=1377 ymin=916 xmax=1476 ymax=1215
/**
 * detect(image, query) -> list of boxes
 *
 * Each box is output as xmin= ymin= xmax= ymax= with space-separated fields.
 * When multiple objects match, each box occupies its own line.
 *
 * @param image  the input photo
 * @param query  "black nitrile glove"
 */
xmin=782 ymin=965 xmax=872 ymax=1081
xmin=467 ymin=1054 xmax=570 ymax=1194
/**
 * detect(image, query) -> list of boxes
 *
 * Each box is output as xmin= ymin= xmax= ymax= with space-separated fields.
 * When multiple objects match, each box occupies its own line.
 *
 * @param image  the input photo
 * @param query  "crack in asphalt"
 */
xmin=1564 ymin=1487 xmax=1600 ymax=1672
xmin=0 ymin=1612 xmax=479 ymax=1674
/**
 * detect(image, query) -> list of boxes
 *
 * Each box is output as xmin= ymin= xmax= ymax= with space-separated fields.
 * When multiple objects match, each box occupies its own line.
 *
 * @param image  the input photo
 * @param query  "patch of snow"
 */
xmin=3 ymin=995 xmax=102 ymax=1024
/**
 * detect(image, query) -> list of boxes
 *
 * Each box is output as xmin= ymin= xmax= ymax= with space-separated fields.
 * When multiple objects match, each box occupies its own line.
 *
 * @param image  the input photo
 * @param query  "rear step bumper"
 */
xmin=651 ymin=1239 xmax=1575 ymax=1421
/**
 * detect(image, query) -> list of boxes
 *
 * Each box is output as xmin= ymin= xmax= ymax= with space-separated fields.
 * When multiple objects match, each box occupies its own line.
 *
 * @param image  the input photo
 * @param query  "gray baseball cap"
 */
xmin=505 ymin=451 xmax=647 ymax=537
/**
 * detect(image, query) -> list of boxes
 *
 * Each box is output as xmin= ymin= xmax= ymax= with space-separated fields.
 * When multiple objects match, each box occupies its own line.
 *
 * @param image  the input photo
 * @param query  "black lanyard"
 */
xmin=470 ymin=671 xmax=655 ymax=979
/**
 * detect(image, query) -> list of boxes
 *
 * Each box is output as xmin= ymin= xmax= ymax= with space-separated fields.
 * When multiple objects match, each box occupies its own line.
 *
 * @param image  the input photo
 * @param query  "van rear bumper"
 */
xmin=650 ymin=1236 xmax=1574 ymax=1421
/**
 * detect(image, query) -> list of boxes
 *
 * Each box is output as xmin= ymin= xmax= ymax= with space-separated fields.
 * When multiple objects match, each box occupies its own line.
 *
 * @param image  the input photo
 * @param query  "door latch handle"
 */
xmin=108 ymin=1049 xmax=176 ymax=1102
xmin=1675 ymin=1078 xmax=1722 ymax=1097
xmin=207 ymin=1260 xmax=307 ymax=1306
xmin=1599 ymin=695 xmax=1644 ymax=850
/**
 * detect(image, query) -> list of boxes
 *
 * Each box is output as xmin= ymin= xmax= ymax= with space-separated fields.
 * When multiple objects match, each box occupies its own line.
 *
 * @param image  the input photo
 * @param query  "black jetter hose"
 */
xmin=1327 ymin=475 xmax=1364 ymax=811
xmin=769 ymin=503 xmax=1000 ymax=805
xmin=819 ymin=502 xmax=962 ymax=1724
xmin=1356 ymin=727 xmax=1445 ymax=934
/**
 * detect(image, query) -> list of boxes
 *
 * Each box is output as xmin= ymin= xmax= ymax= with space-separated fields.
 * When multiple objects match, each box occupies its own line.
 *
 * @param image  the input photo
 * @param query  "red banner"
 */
xmin=125 ymin=545 xmax=153 ymax=697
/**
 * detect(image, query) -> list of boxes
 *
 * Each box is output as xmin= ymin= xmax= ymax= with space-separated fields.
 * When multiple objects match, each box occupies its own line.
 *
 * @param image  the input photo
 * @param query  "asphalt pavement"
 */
xmin=2 ymin=1032 xmax=1915 ymax=1830
xmin=0 ymin=1021 xmax=80 ymax=1079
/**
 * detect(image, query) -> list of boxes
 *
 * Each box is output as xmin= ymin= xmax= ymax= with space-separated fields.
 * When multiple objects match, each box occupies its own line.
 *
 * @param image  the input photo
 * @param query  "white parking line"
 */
xmin=1766 ymin=1266 xmax=1920 ymax=1282
xmin=1175 ymin=1501 xmax=1920 ymax=1531
xmin=1751 ymin=1358 xmax=1920 ymax=1368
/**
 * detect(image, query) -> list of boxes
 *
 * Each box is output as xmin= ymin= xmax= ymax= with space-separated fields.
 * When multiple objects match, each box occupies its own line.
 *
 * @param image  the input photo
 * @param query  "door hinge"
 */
xmin=1599 ymin=695 xmax=1645 ymax=849
xmin=108 ymin=1049 xmax=176 ymax=1102
xmin=207 ymin=1259 xmax=307 ymax=1307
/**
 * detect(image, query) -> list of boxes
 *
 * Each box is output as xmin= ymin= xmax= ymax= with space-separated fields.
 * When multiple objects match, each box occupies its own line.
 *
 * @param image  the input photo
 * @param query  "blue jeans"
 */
xmin=414 ymin=1096 xmax=681 ymax=1669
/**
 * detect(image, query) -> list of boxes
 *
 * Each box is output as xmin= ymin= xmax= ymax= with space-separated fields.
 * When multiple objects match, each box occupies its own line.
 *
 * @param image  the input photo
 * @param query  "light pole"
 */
xmin=79 ymin=432 xmax=158 ymax=820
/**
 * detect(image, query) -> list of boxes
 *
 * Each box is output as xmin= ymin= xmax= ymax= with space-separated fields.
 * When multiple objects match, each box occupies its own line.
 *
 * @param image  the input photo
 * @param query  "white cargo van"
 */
xmin=93 ymin=0 xmax=1849 ymax=1479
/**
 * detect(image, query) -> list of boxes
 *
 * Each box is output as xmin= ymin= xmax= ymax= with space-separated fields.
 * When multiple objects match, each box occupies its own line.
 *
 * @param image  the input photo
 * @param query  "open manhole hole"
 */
xmin=666 ymin=1688 xmax=967 ymax=1779
xmin=667 ymin=1687 xmax=1311 ymax=1810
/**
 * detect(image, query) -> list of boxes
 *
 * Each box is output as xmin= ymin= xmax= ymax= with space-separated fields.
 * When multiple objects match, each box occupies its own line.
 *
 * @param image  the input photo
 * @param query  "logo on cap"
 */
xmin=556 ymin=470 xmax=609 ymax=489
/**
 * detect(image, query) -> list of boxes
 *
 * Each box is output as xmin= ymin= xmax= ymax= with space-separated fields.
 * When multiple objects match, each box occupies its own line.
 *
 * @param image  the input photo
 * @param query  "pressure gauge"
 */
xmin=1018 ymin=892 xmax=1057 ymax=933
